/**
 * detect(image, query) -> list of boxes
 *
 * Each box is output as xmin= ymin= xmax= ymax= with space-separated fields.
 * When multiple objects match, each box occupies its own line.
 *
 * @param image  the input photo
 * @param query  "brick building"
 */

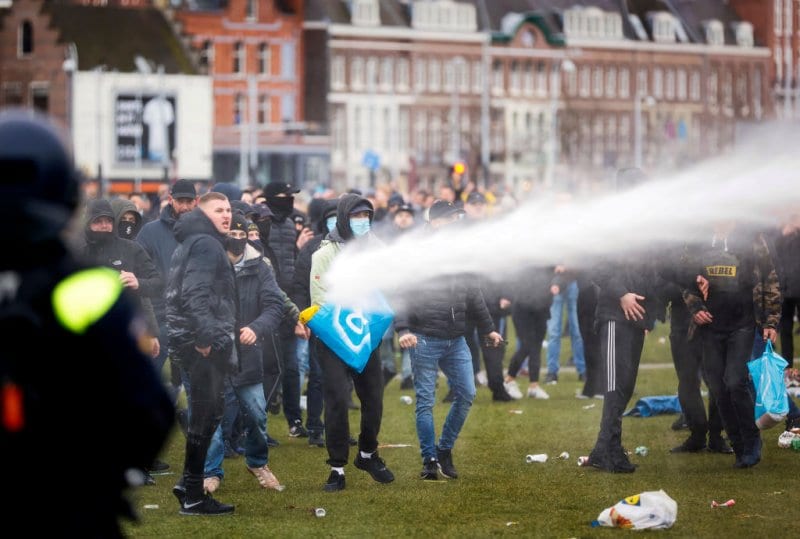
xmin=174 ymin=0 xmax=328 ymax=187
xmin=729 ymin=0 xmax=799 ymax=119
xmin=305 ymin=0 xmax=772 ymax=194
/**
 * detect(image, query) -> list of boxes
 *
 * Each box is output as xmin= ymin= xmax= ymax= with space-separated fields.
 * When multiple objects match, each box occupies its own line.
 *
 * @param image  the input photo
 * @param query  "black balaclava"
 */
xmin=85 ymin=199 xmax=115 ymax=245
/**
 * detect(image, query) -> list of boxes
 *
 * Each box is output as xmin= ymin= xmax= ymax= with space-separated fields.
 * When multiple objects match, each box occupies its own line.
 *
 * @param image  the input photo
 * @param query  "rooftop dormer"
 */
xmin=563 ymin=6 xmax=622 ymax=40
xmin=732 ymin=21 xmax=753 ymax=48
xmin=412 ymin=0 xmax=477 ymax=33
xmin=351 ymin=0 xmax=380 ymax=27
xmin=704 ymin=19 xmax=725 ymax=46
xmin=648 ymin=11 xmax=678 ymax=43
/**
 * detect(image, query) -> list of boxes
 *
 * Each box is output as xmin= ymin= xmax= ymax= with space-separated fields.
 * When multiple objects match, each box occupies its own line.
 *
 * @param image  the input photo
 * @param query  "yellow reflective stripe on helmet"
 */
xmin=52 ymin=267 xmax=122 ymax=334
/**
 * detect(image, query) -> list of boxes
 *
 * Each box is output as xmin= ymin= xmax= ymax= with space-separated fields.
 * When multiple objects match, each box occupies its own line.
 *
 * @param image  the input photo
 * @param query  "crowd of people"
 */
xmin=5 ymin=112 xmax=800 ymax=528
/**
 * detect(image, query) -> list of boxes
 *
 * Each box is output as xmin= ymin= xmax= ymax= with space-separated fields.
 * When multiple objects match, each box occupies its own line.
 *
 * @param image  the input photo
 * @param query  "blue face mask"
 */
xmin=326 ymin=216 xmax=337 ymax=233
xmin=349 ymin=217 xmax=371 ymax=237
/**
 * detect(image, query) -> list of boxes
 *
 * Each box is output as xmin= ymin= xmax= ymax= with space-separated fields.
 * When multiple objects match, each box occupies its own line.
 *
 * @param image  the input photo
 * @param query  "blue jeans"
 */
xmin=546 ymin=281 xmax=586 ymax=376
xmin=205 ymin=382 xmax=271 ymax=479
xmin=297 ymin=337 xmax=309 ymax=395
xmin=410 ymin=335 xmax=476 ymax=461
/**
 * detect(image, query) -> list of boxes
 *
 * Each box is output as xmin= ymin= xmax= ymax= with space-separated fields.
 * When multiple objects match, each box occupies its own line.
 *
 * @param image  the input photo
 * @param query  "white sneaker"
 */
xmin=527 ymin=386 xmax=550 ymax=400
xmin=778 ymin=430 xmax=800 ymax=448
xmin=475 ymin=370 xmax=488 ymax=387
xmin=503 ymin=380 xmax=523 ymax=400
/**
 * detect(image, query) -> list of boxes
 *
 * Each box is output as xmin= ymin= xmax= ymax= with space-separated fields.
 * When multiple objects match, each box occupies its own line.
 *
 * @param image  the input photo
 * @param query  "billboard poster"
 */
xmin=115 ymin=94 xmax=177 ymax=165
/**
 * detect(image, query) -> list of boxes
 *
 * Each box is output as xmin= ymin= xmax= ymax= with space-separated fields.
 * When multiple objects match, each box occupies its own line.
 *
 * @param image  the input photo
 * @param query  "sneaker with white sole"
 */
xmin=475 ymin=370 xmax=488 ymax=387
xmin=247 ymin=464 xmax=285 ymax=491
xmin=503 ymin=379 xmax=523 ymax=400
xmin=527 ymin=386 xmax=550 ymax=399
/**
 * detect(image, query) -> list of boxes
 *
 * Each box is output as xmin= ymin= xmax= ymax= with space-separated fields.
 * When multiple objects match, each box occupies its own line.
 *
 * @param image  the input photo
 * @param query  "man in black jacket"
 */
xmin=167 ymin=192 xmax=237 ymax=515
xmin=397 ymin=200 xmax=503 ymax=481
xmin=587 ymin=168 xmax=662 ymax=474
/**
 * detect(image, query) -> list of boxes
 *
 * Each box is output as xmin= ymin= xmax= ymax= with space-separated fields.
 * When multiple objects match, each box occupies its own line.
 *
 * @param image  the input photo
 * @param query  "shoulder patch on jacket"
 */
xmin=52 ymin=268 xmax=123 ymax=334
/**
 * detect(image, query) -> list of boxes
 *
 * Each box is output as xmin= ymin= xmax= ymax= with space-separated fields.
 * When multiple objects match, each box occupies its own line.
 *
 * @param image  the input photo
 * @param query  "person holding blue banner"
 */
xmin=396 ymin=200 xmax=503 ymax=481
xmin=310 ymin=194 xmax=395 ymax=492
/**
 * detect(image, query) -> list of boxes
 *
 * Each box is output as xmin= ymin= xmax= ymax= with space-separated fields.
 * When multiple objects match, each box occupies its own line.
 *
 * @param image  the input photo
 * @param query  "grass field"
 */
xmin=124 ymin=322 xmax=800 ymax=538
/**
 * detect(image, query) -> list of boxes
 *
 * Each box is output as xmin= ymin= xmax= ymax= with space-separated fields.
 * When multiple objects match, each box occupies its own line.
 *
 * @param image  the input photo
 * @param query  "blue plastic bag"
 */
xmin=747 ymin=341 xmax=789 ymax=430
xmin=623 ymin=396 xmax=682 ymax=418
xmin=307 ymin=293 xmax=394 ymax=374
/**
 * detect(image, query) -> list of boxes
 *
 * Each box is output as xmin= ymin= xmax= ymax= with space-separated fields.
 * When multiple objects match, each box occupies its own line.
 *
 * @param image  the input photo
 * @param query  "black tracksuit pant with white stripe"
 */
xmin=591 ymin=319 xmax=645 ymax=460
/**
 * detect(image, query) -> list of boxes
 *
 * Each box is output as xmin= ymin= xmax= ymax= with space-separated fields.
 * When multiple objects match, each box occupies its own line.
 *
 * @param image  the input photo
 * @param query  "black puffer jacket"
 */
xmin=775 ymin=228 xmax=800 ymax=298
xmin=166 ymin=207 xmax=237 ymax=367
xmin=267 ymin=213 xmax=298 ymax=294
xmin=593 ymin=254 xmax=663 ymax=330
xmin=395 ymin=275 xmax=495 ymax=340
xmin=230 ymin=244 xmax=284 ymax=387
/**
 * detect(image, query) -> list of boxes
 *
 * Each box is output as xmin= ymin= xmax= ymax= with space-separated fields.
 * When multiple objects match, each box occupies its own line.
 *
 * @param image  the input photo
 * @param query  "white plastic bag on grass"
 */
xmin=593 ymin=490 xmax=677 ymax=530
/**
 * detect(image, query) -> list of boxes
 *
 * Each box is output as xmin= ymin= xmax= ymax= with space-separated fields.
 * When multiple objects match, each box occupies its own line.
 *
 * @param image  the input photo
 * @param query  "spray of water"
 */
xmin=325 ymin=124 xmax=800 ymax=308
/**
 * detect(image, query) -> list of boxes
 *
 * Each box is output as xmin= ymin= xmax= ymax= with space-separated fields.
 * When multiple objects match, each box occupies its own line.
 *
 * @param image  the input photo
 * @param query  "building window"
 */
xmin=637 ymin=67 xmax=648 ymax=96
xmin=650 ymin=12 xmax=677 ymax=43
xmin=579 ymin=66 xmax=590 ymax=97
xmin=606 ymin=67 xmax=617 ymax=98
xmin=381 ymin=57 xmax=394 ymax=91
xmin=536 ymin=61 xmax=547 ymax=97
xmin=677 ymin=69 xmax=687 ymax=100
xmin=653 ymin=67 xmax=663 ymax=99
xmin=399 ymin=108 xmax=409 ymax=153
xmin=415 ymin=111 xmax=427 ymax=158
xmin=19 ymin=20 xmax=33 ymax=56
xmin=331 ymin=55 xmax=346 ymax=90
xmin=492 ymin=60 xmax=504 ymax=94
xmin=619 ymin=67 xmax=630 ymax=98
xmin=753 ymin=66 xmax=763 ymax=118
xmin=199 ymin=40 xmax=214 ymax=71
xmin=457 ymin=59 xmax=468 ymax=93
xmin=690 ymin=70 xmax=701 ymax=101
xmin=354 ymin=106 xmax=364 ymax=151
xmin=281 ymin=43 xmax=295 ymax=79
xmin=30 ymin=85 xmax=48 ymax=113
xmin=2 ymin=83 xmax=23 ymax=106
xmin=444 ymin=61 xmax=456 ymax=93
xmin=281 ymin=94 xmax=295 ymax=122
xmin=472 ymin=60 xmax=482 ymax=94
xmin=592 ymin=67 xmax=603 ymax=97
xmin=707 ymin=69 xmax=718 ymax=107
xmin=332 ymin=107 xmax=345 ymax=155
xmin=665 ymin=68 xmax=675 ymax=100
xmin=722 ymin=69 xmax=733 ymax=107
xmin=258 ymin=94 xmax=270 ymax=124
xmin=414 ymin=59 xmax=426 ymax=92
xmin=567 ymin=65 xmax=578 ymax=97
xmin=430 ymin=114 xmax=442 ymax=155
xmin=523 ymin=61 xmax=534 ymax=96
xmin=352 ymin=57 xmax=365 ymax=90
xmin=383 ymin=108 xmax=391 ymax=153
xmin=365 ymin=56 xmax=378 ymax=90
xmin=259 ymin=43 xmax=270 ymax=75
xmin=429 ymin=58 xmax=441 ymax=91
xmin=397 ymin=58 xmax=410 ymax=91
xmin=509 ymin=61 xmax=520 ymax=95
xmin=233 ymin=42 xmax=245 ymax=74
xmin=246 ymin=0 xmax=256 ymax=20
xmin=234 ymin=93 xmax=244 ymax=124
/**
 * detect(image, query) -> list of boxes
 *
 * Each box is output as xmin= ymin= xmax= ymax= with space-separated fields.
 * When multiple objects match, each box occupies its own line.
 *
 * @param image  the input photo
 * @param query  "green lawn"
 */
xmin=124 ymin=324 xmax=800 ymax=537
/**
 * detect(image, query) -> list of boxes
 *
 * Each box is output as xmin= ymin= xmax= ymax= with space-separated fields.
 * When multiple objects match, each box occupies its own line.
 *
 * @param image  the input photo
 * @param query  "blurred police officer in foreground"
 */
xmin=0 ymin=110 xmax=174 ymax=537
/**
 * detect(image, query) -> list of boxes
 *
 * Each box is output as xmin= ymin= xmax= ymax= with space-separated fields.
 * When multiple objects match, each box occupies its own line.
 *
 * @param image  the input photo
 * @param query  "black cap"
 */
xmin=396 ymin=203 xmax=415 ymax=215
xmin=231 ymin=213 xmax=249 ymax=233
xmin=349 ymin=200 xmax=374 ymax=216
xmin=388 ymin=193 xmax=404 ymax=207
xmin=466 ymin=191 xmax=487 ymax=205
xmin=263 ymin=182 xmax=300 ymax=197
xmin=428 ymin=200 xmax=465 ymax=221
xmin=171 ymin=179 xmax=196 ymax=199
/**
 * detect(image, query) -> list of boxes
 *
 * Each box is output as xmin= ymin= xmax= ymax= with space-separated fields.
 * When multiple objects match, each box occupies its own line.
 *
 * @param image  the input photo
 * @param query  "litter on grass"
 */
xmin=143 ymin=505 xmax=159 ymax=510
xmin=378 ymin=443 xmax=413 ymax=448
xmin=582 ymin=403 xmax=596 ymax=410
xmin=509 ymin=409 xmax=523 ymax=414
xmin=711 ymin=499 xmax=735 ymax=508
xmin=593 ymin=490 xmax=677 ymax=530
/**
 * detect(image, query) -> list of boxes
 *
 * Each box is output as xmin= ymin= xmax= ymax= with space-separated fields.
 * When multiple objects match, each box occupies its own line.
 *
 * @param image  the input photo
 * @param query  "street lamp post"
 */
xmin=634 ymin=92 xmax=656 ymax=169
xmin=545 ymin=58 xmax=575 ymax=188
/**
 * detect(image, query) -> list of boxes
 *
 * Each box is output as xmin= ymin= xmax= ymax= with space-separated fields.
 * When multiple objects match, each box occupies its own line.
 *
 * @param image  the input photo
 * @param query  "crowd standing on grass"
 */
xmin=8 ymin=110 xmax=799 ymax=521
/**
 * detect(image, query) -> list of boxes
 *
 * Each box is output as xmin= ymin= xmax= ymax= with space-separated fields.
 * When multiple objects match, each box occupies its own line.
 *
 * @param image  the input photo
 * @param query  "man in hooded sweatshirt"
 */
xmin=167 ymin=191 xmax=237 ymax=515
xmin=310 ymin=194 xmax=395 ymax=492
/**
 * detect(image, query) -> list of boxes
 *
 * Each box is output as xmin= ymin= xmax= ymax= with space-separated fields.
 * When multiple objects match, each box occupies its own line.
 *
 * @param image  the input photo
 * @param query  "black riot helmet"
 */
xmin=0 ymin=110 xmax=81 ymax=240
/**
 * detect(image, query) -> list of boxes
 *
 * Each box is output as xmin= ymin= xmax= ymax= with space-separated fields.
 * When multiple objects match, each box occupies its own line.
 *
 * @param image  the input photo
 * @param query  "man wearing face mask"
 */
xmin=111 ymin=197 xmax=144 ymax=241
xmin=262 ymin=182 xmax=308 ymax=438
xmin=310 ymin=194 xmax=395 ymax=492
xmin=202 ymin=213 xmax=285 ymax=494
xmin=77 ymin=199 xmax=163 ymax=361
